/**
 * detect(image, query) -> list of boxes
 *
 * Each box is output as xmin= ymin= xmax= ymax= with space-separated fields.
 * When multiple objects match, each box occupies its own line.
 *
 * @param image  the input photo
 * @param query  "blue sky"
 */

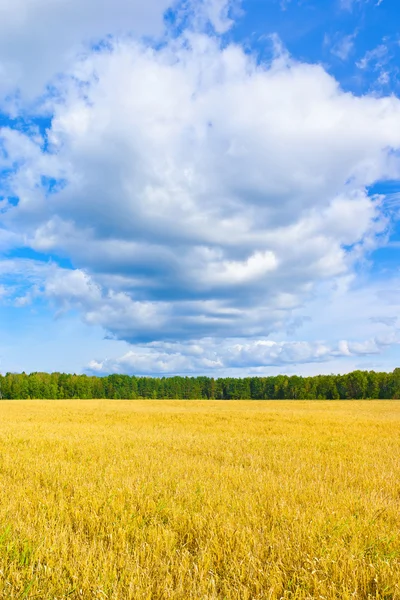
xmin=1 ymin=0 xmax=400 ymax=376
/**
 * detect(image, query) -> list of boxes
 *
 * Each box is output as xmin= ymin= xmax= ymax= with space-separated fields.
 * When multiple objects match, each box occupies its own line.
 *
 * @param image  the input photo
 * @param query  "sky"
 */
xmin=1 ymin=0 xmax=400 ymax=377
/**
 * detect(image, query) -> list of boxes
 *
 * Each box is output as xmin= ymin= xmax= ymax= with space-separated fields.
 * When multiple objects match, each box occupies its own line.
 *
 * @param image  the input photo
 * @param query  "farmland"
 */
xmin=0 ymin=400 xmax=399 ymax=599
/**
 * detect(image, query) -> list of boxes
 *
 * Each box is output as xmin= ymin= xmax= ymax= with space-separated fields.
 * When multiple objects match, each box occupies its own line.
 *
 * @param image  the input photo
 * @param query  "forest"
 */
xmin=1 ymin=369 xmax=400 ymax=399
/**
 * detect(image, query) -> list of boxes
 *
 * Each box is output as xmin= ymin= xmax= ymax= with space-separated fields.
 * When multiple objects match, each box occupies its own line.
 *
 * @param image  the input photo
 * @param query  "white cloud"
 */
xmin=355 ymin=37 xmax=400 ymax=90
xmin=87 ymin=333 xmax=399 ymax=375
xmin=3 ymin=256 xmax=400 ymax=373
xmin=356 ymin=43 xmax=388 ymax=70
xmin=329 ymin=33 xmax=357 ymax=61
xmin=2 ymin=31 xmax=400 ymax=369
xmin=86 ymin=274 xmax=400 ymax=374
xmin=377 ymin=71 xmax=390 ymax=86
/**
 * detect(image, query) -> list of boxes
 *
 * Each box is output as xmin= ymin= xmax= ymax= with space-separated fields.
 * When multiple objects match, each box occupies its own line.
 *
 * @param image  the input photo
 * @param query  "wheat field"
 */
xmin=0 ymin=400 xmax=399 ymax=599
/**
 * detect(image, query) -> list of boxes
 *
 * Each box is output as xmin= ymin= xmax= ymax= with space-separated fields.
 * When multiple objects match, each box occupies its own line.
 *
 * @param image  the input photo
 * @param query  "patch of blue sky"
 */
xmin=368 ymin=180 xmax=400 ymax=199
xmin=0 ymin=305 xmax=130 ymax=374
xmin=6 ymin=197 xmax=18 ymax=207
xmin=6 ymin=247 xmax=74 ymax=271
xmin=369 ymin=208 xmax=400 ymax=277
xmin=347 ymin=178 xmax=400 ymax=278
xmin=40 ymin=176 xmax=68 ymax=196
xmin=370 ymin=244 xmax=400 ymax=276
xmin=230 ymin=0 xmax=400 ymax=95
xmin=0 ymin=169 xmax=18 ymax=187
xmin=369 ymin=181 xmax=400 ymax=228
xmin=0 ymin=112 xmax=52 ymax=141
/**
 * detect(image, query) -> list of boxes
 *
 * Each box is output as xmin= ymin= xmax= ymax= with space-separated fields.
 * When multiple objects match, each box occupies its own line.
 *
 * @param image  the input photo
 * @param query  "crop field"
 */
xmin=0 ymin=400 xmax=399 ymax=599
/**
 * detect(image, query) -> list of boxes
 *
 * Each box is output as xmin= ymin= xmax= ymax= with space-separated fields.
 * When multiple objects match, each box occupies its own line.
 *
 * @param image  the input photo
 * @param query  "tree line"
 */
xmin=1 ymin=369 xmax=400 ymax=399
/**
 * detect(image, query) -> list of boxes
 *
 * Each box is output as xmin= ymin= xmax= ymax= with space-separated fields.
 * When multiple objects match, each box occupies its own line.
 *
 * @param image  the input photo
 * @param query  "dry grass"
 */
xmin=0 ymin=400 xmax=399 ymax=599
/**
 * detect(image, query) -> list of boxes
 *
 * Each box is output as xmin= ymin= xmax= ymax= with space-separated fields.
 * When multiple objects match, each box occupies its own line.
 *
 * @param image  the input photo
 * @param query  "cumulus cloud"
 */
xmin=2 ymin=25 xmax=400 ymax=371
xmin=39 ymin=267 xmax=292 ymax=342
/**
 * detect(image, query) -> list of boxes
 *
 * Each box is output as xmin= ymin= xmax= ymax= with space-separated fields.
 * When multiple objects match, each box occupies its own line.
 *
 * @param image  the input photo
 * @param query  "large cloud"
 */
xmin=2 ymin=29 xmax=400 ymax=370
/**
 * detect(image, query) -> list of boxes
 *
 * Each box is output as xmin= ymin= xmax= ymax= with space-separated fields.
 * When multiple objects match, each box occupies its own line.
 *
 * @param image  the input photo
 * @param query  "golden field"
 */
xmin=0 ymin=400 xmax=399 ymax=599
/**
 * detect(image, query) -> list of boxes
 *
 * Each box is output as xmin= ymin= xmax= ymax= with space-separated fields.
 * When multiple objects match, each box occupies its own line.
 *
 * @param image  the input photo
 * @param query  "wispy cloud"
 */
xmin=357 ymin=43 xmax=388 ymax=70
xmin=356 ymin=38 xmax=400 ymax=90
xmin=326 ymin=31 xmax=357 ymax=61
xmin=340 ymin=0 xmax=384 ymax=10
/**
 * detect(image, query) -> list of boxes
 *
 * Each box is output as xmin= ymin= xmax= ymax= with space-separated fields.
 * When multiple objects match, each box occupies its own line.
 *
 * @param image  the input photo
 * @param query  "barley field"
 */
xmin=0 ymin=400 xmax=399 ymax=599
